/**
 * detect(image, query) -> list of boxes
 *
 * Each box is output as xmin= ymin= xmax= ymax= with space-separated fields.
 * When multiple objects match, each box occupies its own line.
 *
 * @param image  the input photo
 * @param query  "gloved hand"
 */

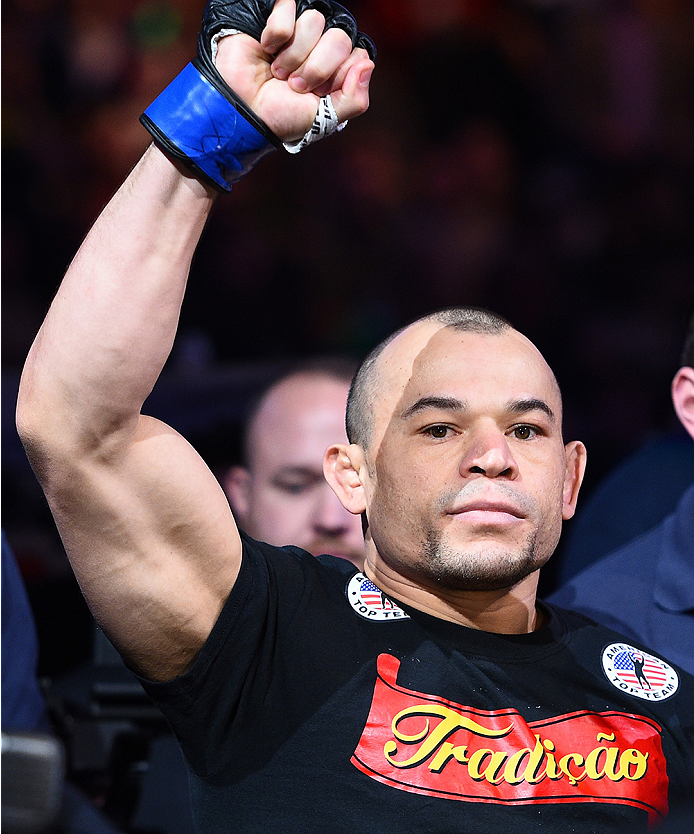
xmin=141 ymin=0 xmax=375 ymax=192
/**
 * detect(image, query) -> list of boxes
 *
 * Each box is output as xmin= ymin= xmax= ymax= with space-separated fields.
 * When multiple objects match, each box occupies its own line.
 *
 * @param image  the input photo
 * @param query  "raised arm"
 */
xmin=15 ymin=0 xmax=374 ymax=682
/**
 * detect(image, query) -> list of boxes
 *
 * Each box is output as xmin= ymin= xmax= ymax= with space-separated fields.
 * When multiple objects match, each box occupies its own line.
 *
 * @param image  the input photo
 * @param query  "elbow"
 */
xmin=15 ymin=382 xmax=60 ymax=478
xmin=16 ymin=369 xmax=88 ymax=474
xmin=16 ymin=377 xmax=45 ymax=456
xmin=16 ymin=357 xmax=143 ymax=481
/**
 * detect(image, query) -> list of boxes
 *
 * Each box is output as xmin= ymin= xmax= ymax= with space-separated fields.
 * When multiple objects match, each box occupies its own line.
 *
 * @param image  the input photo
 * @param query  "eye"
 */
xmin=424 ymin=424 xmax=452 ymax=439
xmin=510 ymin=424 xmax=539 ymax=440
xmin=273 ymin=473 xmax=322 ymax=495
xmin=276 ymin=482 xmax=310 ymax=495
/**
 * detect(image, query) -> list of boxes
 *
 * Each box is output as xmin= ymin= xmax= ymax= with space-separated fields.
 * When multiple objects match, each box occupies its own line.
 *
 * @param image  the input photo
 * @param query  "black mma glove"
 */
xmin=140 ymin=0 xmax=376 ymax=192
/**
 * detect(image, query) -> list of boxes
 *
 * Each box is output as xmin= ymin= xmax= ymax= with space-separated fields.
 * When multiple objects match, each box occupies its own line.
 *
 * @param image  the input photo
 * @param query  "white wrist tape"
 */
xmin=211 ymin=29 xmax=242 ymax=62
xmin=283 ymin=95 xmax=347 ymax=154
xmin=211 ymin=30 xmax=347 ymax=155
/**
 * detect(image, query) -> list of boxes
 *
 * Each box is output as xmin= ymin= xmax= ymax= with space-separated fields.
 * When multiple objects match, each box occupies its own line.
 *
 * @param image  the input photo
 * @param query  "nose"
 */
xmin=313 ymin=484 xmax=353 ymax=534
xmin=460 ymin=422 xmax=518 ymax=480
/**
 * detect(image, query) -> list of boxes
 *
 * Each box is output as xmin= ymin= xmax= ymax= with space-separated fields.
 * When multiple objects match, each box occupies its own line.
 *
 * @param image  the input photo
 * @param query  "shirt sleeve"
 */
xmin=136 ymin=533 xmax=350 ymax=777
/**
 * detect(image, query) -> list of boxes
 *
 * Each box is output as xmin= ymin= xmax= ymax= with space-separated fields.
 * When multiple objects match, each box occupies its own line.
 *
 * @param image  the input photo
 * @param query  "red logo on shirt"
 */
xmin=352 ymin=654 xmax=668 ymax=824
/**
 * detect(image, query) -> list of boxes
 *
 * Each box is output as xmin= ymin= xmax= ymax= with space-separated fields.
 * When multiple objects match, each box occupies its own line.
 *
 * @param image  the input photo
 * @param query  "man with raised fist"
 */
xmin=16 ymin=2 xmax=694 ymax=831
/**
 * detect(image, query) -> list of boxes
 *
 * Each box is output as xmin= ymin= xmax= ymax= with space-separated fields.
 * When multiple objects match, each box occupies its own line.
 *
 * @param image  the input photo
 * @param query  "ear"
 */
xmin=672 ymin=366 xmax=694 ymax=441
xmin=222 ymin=465 xmax=251 ymax=522
xmin=562 ymin=440 xmax=587 ymax=520
xmin=323 ymin=443 xmax=367 ymax=515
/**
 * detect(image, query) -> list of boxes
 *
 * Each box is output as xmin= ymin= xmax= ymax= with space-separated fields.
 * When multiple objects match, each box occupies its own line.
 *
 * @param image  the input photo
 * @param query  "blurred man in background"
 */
xmin=550 ymin=309 xmax=694 ymax=674
xmin=222 ymin=359 xmax=365 ymax=569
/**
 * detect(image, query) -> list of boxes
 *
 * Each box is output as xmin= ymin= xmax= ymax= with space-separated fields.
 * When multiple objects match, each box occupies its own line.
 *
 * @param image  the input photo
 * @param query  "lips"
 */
xmin=445 ymin=493 xmax=527 ymax=522
xmin=451 ymin=501 xmax=525 ymax=518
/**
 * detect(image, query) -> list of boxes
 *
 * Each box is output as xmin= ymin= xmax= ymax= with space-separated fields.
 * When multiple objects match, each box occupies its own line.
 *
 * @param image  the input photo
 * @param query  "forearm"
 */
xmin=17 ymin=0 xmax=374 ymax=465
xmin=17 ymin=144 xmax=216 ymax=460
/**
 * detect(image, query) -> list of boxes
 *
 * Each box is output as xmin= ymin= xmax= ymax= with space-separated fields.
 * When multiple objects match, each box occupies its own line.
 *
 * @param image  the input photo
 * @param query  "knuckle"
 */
xmin=300 ymin=9 xmax=326 ymax=31
xmin=325 ymin=25 xmax=352 ymax=52
xmin=298 ymin=61 xmax=324 ymax=86
xmin=271 ymin=22 xmax=295 ymax=45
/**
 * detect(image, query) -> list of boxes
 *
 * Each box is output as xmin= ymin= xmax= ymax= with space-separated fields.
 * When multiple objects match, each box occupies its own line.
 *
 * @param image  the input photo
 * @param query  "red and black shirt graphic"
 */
xmin=352 ymin=654 xmax=668 ymax=824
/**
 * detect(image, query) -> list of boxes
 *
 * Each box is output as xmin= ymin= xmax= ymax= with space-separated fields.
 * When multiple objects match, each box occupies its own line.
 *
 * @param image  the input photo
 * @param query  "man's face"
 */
xmin=360 ymin=325 xmax=584 ymax=592
xmin=226 ymin=374 xmax=365 ymax=568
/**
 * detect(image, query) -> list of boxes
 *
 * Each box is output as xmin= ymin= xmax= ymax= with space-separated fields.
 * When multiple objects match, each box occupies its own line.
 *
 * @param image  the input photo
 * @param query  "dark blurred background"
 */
xmin=3 ymin=0 xmax=694 ymax=678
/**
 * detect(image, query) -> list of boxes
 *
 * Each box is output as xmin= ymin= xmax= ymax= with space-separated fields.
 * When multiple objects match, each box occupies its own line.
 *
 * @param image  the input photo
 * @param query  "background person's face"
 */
xmin=235 ymin=374 xmax=365 ymax=568
xmin=362 ymin=327 xmax=583 ymax=591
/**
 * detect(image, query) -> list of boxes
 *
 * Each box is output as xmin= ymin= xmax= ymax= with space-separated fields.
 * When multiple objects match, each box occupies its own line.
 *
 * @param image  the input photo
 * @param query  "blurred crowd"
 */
xmin=3 ymin=0 xmax=694 ymax=673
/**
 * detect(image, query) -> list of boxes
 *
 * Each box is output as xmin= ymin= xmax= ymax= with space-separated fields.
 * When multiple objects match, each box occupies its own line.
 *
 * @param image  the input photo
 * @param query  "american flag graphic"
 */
xmin=358 ymin=579 xmax=395 ymax=610
xmin=612 ymin=650 xmax=668 ymax=690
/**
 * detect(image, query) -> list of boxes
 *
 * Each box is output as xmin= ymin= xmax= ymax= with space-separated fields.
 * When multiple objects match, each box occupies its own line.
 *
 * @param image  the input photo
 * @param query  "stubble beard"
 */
xmin=418 ymin=526 xmax=546 ymax=592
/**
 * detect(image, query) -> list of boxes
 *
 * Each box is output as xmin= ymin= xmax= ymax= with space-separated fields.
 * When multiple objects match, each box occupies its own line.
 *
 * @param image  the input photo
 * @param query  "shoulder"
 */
xmin=239 ymin=531 xmax=358 ymax=583
xmin=236 ymin=531 xmax=361 ymax=617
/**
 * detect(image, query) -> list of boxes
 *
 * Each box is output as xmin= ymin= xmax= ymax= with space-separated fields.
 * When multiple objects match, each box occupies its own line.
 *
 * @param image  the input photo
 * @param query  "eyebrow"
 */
xmin=505 ymin=397 xmax=556 ymax=423
xmin=400 ymin=395 xmax=555 ymax=423
xmin=400 ymin=396 xmax=467 ymax=420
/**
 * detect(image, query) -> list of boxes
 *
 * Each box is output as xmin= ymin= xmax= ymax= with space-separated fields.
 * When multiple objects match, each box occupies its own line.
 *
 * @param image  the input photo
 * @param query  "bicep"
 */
xmin=45 ymin=415 xmax=242 ymax=681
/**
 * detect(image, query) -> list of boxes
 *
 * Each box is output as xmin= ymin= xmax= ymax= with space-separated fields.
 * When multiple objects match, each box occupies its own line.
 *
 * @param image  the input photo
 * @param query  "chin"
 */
xmin=419 ymin=532 xmax=548 ymax=592
xmin=430 ymin=566 xmax=540 ymax=593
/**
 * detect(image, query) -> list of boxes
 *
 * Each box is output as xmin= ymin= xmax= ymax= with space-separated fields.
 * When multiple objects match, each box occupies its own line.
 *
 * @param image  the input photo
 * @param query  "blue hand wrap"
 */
xmin=141 ymin=60 xmax=280 ymax=192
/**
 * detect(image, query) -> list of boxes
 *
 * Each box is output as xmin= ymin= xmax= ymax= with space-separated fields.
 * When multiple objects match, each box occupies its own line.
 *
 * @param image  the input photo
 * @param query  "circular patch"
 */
xmin=346 ymin=573 xmax=410 ymax=622
xmin=601 ymin=642 xmax=679 ymax=702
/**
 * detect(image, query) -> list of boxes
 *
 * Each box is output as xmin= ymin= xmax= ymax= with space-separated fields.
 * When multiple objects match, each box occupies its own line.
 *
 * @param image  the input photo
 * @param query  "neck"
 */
xmin=363 ymin=557 xmax=543 ymax=635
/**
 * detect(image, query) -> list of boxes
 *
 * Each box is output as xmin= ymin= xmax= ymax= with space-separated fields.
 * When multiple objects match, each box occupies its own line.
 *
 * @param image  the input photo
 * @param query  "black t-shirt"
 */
xmin=140 ymin=534 xmax=694 ymax=833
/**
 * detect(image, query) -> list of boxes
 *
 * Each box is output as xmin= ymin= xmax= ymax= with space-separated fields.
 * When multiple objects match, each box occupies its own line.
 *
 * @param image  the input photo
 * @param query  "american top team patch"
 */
xmin=346 ymin=573 xmax=409 ymax=621
xmin=602 ymin=643 xmax=679 ymax=702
